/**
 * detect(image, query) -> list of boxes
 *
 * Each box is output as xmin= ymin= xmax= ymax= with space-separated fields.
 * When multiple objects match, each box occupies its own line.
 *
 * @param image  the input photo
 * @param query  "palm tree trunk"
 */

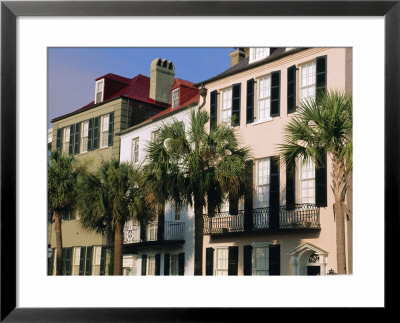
xmin=113 ymin=218 xmax=124 ymax=275
xmin=194 ymin=199 xmax=204 ymax=276
xmin=331 ymin=154 xmax=348 ymax=274
xmin=54 ymin=212 xmax=63 ymax=275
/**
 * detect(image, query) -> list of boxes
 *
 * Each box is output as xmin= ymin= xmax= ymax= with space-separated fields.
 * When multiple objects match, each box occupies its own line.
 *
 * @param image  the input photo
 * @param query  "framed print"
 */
xmin=1 ymin=0 xmax=399 ymax=321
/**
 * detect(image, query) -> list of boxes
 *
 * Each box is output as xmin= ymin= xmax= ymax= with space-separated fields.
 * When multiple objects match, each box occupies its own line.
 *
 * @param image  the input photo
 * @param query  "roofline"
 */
xmin=51 ymin=95 xmax=164 ymax=123
xmin=117 ymin=102 xmax=198 ymax=136
xmin=193 ymin=47 xmax=308 ymax=87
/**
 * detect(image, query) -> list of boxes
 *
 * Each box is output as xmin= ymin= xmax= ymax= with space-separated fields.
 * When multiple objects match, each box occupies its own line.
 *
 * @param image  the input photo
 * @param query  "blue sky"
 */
xmin=48 ymin=47 xmax=234 ymax=128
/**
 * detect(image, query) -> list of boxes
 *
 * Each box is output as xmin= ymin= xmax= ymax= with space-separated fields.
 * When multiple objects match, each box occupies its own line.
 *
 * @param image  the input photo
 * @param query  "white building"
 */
xmin=118 ymin=58 xmax=199 ymax=275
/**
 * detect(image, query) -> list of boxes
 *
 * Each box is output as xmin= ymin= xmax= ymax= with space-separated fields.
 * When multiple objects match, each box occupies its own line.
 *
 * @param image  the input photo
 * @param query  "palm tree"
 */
xmin=48 ymin=150 xmax=80 ymax=275
xmin=278 ymin=90 xmax=352 ymax=274
xmin=76 ymin=159 xmax=154 ymax=275
xmin=144 ymin=109 xmax=251 ymax=275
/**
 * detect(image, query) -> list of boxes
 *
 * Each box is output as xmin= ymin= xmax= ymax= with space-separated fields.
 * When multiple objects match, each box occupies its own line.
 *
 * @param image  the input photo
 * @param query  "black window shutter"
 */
xmin=229 ymin=193 xmax=239 ymax=215
xmin=87 ymin=118 xmax=93 ymax=151
xmin=315 ymin=150 xmax=327 ymax=207
xmin=286 ymin=163 xmax=296 ymax=209
xmin=74 ymin=122 xmax=80 ymax=154
xmin=155 ymin=254 xmax=161 ymax=276
xmin=56 ymin=128 xmax=62 ymax=151
xmin=244 ymin=160 xmax=253 ymax=231
xmin=108 ymin=112 xmax=114 ymax=147
xmin=231 ymin=83 xmax=241 ymax=126
xmin=68 ymin=125 xmax=74 ymax=155
xmin=178 ymin=253 xmax=185 ymax=276
xmin=270 ymin=71 xmax=281 ymax=117
xmin=79 ymin=246 xmax=86 ymax=276
xmin=205 ymin=248 xmax=214 ymax=276
xmin=85 ymin=246 xmax=93 ymax=276
xmin=228 ymin=246 xmax=238 ymax=276
xmin=157 ymin=208 xmax=165 ymax=241
xmin=269 ymin=156 xmax=280 ymax=230
xmin=210 ymin=90 xmax=218 ymax=129
xmin=141 ymin=254 xmax=147 ymax=276
xmin=64 ymin=247 xmax=72 ymax=276
xmin=269 ymin=244 xmax=280 ymax=275
xmin=287 ymin=65 xmax=297 ymax=113
xmin=93 ymin=116 xmax=99 ymax=149
xmin=246 ymin=79 xmax=254 ymax=124
xmin=316 ymin=56 xmax=327 ymax=103
xmin=164 ymin=253 xmax=170 ymax=276
xmin=243 ymin=245 xmax=253 ymax=275
xmin=100 ymin=247 xmax=106 ymax=276
xmin=48 ymin=249 xmax=54 ymax=275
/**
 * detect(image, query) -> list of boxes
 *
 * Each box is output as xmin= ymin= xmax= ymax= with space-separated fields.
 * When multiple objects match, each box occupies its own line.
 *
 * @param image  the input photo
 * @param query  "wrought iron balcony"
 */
xmin=279 ymin=204 xmax=320 ymax=229
xmin=123 ymin=220 xmax=185 ymax=244
xmin=203 ymin=204 xmax=320 ymax=235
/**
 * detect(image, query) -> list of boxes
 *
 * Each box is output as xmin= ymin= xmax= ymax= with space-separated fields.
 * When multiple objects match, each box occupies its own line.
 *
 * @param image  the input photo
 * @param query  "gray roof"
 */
xmin=194 ymin=48 xmax=308 ymax=87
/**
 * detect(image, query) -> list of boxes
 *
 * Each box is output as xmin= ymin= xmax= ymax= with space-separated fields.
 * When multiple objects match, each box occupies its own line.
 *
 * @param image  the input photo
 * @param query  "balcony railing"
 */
xmin=203 ymin=204 xmax=320 ymax=235
xmin=123 ymin=221 xmax=185 ymax=244
xmin=279 ymin=204 xmax=320 ymax=229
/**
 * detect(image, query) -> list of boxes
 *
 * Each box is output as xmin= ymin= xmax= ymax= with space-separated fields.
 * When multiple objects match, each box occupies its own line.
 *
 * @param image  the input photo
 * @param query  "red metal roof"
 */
xmin=53 ymin=73 xmax=199 ymax=122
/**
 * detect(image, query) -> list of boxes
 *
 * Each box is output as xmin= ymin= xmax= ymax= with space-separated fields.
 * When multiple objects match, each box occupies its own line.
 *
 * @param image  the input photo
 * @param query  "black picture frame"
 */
xmin=1 ymin=1 xmax=399 ymax=321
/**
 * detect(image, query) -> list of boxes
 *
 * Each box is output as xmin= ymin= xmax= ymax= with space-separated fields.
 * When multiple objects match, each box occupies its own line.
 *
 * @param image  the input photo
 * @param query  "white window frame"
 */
xmin=170 ymin=254 xmax=179 ymax=276
xmin=131 ymin=137 xmax=139 ymax=164
xmin=214 ymin=247 xmax=229 ymax=276
xmin=252 ymin=243 xmax=270 ymax=276
xmin=151 ymin=130 xmax=159 ymax=142
xmin=73 ymin=247 xmax=81 ymax=266
xmin=256 ymin=158 xmax=270 ymax=208
xmin=172 ymin=88 xmax=180 ymax=108
xmin=300 ymin=157 xmax=315 ymax=204
xmin=94 ymin=246 xmax=102 ymax=266
xmin=123 ymin=255 xmax=137 ymax=276
xmin=220 ymin=87 xmax=232 ymax=124
xmin=80 ymin=120 xmax=89 ymax=153
xmin=299 ymin=60 xmax=316 ymax=102
xmin=63 ymin=127 xmax=70 ymax=153
xmin=147 ymin=255 xmax=156 ymax=276
xmin=95 ymin=79 xmax=104 ymax=104
xmin=100 ymin=114 xmax=109 ymax=148
xmin=249 ymin=48 xmax=270 ymax=64
xmin=257 ymin=74 xmax=272 ymax=122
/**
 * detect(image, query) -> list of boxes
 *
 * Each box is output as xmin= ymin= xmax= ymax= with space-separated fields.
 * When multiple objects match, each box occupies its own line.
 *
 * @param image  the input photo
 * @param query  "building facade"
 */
xmin=118 ymin=71 xmax=200 ymax=276
xmin=196 ymin=47 xmax=352 ymax=275
xmin=48 ymin=58 xmax=183 ymax=275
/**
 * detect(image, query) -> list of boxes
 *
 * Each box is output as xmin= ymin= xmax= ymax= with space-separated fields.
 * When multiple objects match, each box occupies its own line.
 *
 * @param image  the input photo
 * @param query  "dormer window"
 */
xmin=172 ymin=88 xmax=180 ymax=108
xmin=249 ymin=48 xmax=270 ymax=64
xmin=95 ymin=79 xmax=104 ymax=104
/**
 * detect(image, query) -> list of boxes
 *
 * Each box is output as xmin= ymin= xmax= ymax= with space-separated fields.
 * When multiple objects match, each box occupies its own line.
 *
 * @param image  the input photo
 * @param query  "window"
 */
xmin=215 ymin=248 xmax=229 ymax=276
xmin=221 ymin=87 xmax=232 ymax=123
xmin=151 ymin=130 xmax=159 ymax=142
xmin=147 ymin=255 xmax=156 ymax=275
xmin=253 ymin=245 xmax=269 ymax=275
xmin=100 ymin=114 xmax=109 ymax=148
xmin=123 ymin=255 xmax=137 ymax=276
xmin=257 ymin=75 xmax=271 ymax=122
xmin=131 ymin=137 xmax=139 ymax=164
xmin=62 ymin=210 xmax=75 ymax=221
xmin=256 ymin=158 xmax=270 ymax=208
xmin=172 ymin=88 xmax=180 ymax=108
xmin=300 ymin=158 xmax=315 ymax=204
xmin=299 ymin=60 xmax=316 ymax=102
xmin=172 ymin=206 xmax=181 ymax=221
xmin=63 ymin=127 xmax=70 ymax=153
xmin=95 ymin=80 xmax=104 ymax=103
xmin=80 ymin=121 xmax=89 ymax=153
xmin=170 ymin=254 xmax=179 ymax=276
xmin=249 ymin=48 xmax=270 ymax=63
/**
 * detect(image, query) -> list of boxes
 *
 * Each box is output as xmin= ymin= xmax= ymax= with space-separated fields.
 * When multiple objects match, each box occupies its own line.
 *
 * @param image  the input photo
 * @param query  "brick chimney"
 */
xmin=229 ymin=48 xmax=245 ymax=67
xmin=150 ymin=58 xmax=175 ymax=104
